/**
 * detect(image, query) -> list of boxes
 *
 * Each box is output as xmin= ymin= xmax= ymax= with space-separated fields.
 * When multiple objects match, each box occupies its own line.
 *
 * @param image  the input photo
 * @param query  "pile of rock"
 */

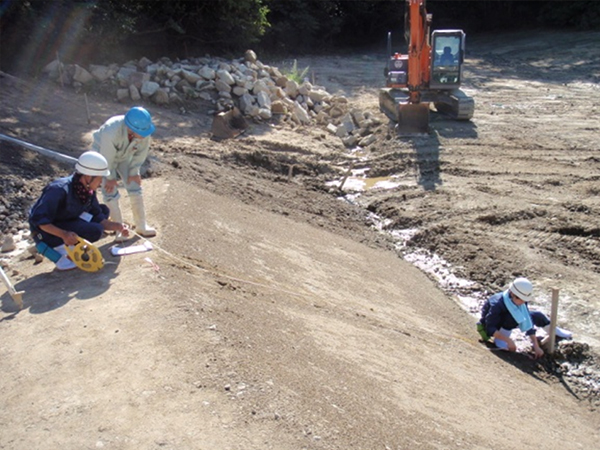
xmin=42 ymin=50 xmax=382 ymax=148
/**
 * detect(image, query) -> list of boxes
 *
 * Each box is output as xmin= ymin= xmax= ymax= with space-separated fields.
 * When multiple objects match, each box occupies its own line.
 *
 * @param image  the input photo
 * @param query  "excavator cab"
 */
xmin=430 ymin=30 xmax=465 ymax=89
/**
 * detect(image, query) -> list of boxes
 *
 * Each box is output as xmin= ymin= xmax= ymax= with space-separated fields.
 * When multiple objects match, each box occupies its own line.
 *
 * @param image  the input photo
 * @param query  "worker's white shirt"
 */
xmin=92 ymin=115 xmax=151 ymax=181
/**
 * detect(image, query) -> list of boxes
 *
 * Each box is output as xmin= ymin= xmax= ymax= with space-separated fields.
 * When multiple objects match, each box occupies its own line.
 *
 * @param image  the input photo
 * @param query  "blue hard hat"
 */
xmin=124 ymin=107 xmax=155 ymax=137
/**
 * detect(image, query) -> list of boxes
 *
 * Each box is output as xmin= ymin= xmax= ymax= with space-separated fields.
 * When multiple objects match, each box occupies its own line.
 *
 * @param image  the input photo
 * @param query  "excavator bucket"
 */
xmin=397 ymin=103 xmax=430 ymax=134
xmin=210 ymin=107 xmax=249 ymax=140
xmin=379 ymin=88 xmax=430 ymax=134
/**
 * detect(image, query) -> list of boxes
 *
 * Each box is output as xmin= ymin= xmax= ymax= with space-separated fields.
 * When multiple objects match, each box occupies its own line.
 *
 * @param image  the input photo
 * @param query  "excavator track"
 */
xmin=379 ymin=87 xmax=474 ymax=133
xmin=433 ymin=89 xmax=474 ymax=120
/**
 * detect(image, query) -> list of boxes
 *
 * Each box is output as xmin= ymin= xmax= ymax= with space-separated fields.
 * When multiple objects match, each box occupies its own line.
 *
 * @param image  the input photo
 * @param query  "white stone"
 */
xmin=239 ymin=93 xmax=256 ymax=114
xmin=182 ymin=69 xmax=202 ymax=84
xmin=308 ymin=89 xmax=330 ymax=103
xmin=258 ymin=107 xmax=272 ymax=119
xmin=72 ymin=65 xmax=93 ymax=84
xmin=248 ymin=105 xmax=260 ymax=117
xmin=217 ymin=69 xmax=235 ymax=85
xmin=232 ymin=86 xmax=248 ymax=96
xmin=342 ymin=135 xmax=359 ymax=147
xmin=285 ymin=80 xmax=299 ymax=98
xmin=340 ymin=114 xmax=355 ymax=133
xmin=215 ymin=79 xmax=231 ymax=93
xmin=335 ymin=125 xmax=349 ymax=138
xmin=141 ymin=81 xmax=160 ymax=98
xmin=292 ymin=102 xmax=311 ymax=124
xmin=89 ymin=65 xmax=111 ymax=82
xmin=116 ymin=67 xmax=137 ymax=87
xmin=244 ymin=49 xmax=257 ymax=63
xmin=129 ymin=85 xmax=141 ymax=101
xmin=298 ymin=83 xmax=311 ymax=96
xmin=359 ymin=134 xmax=376 ymax=147
xmin=257 ymin=91 xmax=271 ymax=109
xmin=196 ymin=80 xmax=215 ymax=91
xmin=199 ymin=66 xmax=216 ymax=80
xmin=316 ymin=111 xmax=329 ymax=124
xmin=252 ymin=80 xmax=269 ymax=95
xmin=275 ymin=76 xmax=288 ymax=88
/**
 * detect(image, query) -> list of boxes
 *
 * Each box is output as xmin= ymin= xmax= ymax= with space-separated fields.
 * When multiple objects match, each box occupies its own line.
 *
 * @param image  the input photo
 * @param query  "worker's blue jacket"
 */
xmin=480 ymin=292 xmax=537 ymax=337
xmin=29 ymin=175 xmax=108 ymax=235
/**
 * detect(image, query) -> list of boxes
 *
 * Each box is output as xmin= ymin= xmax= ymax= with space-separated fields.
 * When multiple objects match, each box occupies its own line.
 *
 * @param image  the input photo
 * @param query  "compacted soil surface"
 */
xmin=1 ymin=30 xmax=599 ymax=449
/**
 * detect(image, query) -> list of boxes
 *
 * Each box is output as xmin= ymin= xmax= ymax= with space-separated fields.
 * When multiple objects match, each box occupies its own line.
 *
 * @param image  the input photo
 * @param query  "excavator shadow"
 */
xmin=430 ymin=111 xmax=479 ymax=139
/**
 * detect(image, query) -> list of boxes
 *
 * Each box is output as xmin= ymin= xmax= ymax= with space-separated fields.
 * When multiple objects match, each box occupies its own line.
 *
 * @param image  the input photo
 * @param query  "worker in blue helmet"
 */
xmin=91 ymin=106 xmax=157 ymax=240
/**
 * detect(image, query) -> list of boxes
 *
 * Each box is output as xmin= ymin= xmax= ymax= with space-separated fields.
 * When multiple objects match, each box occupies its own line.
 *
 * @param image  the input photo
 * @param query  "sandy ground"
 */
xmin=1 ymin=31 xmax=600 ymax=449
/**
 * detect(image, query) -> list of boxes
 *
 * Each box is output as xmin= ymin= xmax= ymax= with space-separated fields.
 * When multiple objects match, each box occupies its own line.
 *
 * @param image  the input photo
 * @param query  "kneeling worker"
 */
xmin=477 ymin=277 xmax=572 ymax=359
xmin=29 ymin=151 xmax=129 ymax=271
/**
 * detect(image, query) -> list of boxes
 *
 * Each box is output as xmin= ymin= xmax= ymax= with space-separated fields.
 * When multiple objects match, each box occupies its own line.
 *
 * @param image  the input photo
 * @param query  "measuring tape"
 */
xmin=65 ymin=239 xmax=104 ymax=272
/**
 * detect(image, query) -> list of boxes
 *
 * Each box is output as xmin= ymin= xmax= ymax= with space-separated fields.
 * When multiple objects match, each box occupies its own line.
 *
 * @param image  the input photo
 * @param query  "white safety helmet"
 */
xmin=508 ymin=277 xmax=534 ymax=302
xmin=75 ymin=151 xmax=110 ymax=177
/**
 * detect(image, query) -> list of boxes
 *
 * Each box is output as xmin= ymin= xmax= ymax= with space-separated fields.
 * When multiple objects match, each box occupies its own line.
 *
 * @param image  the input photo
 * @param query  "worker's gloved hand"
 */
xmin=120 ymin=223 xmax=130 ymax=238
xmin=62 ymin=231 xmax=79 ymax=246
xmin=506 ymin=338 xmax=517 ymax=352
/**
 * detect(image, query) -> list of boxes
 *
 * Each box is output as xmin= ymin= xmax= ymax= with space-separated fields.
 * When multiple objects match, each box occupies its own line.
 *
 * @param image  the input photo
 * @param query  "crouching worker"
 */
xmin=29 ymin=151 xmax=129 ymax=271
xmin=92 ymin=106 xmax=157 ymax=240
xmin=477 ymin=277 xmax=572 ymax=359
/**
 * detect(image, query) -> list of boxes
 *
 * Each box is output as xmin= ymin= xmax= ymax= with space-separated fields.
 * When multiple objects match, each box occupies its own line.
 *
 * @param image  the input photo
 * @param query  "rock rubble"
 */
xmin=41 ymin=50 xmax=381 ymax=147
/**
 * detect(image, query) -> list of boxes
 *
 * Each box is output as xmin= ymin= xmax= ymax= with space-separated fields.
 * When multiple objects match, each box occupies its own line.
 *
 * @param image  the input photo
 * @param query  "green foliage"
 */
xmin=0 ymin=0 xmax=597 ymax=74
xmin=282 ymin=60 xmax=310 ymax=84
xmin=261 ymin=0 xmax=343 ymax=54
xmin=538 ymin=1 xmax=600 ymax=30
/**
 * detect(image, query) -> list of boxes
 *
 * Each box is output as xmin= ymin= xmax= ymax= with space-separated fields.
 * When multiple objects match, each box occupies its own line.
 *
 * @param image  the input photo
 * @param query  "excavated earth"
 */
xmin=1 ymin=30 xmax=600 ymax=449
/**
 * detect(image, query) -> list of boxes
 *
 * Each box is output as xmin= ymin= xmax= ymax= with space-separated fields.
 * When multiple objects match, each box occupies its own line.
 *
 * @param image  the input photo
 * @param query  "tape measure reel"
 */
xmin=65 ymin=239 xmax=104 ymax=272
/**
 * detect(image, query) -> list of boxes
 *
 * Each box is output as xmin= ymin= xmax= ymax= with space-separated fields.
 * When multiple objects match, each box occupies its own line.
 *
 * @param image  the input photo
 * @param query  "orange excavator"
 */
xmin=379 ymin=0 xmax=474 ymax=133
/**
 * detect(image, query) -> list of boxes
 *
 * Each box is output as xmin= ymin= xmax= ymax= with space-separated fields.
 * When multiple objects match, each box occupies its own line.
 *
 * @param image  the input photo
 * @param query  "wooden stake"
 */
xmin=0 ymin=265 xmax=24 ymax=310
xmin=548 ymin=288 xmax=560 ymax=354
xmin=287 ymin=164 xmax=294 ymax=182
xmin=56 ymin=51 xmax=64 ymax=88
xmin=84 ymin=93 xmax=91 ymax=124
xmin=338 ymin=161 xmax=355 ymax=190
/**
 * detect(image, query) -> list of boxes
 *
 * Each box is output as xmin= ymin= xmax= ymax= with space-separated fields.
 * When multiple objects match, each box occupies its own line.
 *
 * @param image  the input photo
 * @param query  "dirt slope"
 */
xmin=1 ymin=31 xmax=600 ymax=449
xmin=1 ymin=176 xmax=598 ymax=450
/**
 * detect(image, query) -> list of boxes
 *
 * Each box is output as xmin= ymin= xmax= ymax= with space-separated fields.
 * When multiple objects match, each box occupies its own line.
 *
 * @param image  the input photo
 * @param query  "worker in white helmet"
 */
xmin=91 ymin=106 xmax=157 ymax=240
xmin=477 ymin=277 xmax=572 ymax=359
xmin=29 ymin=151 xmax=129 ymax=271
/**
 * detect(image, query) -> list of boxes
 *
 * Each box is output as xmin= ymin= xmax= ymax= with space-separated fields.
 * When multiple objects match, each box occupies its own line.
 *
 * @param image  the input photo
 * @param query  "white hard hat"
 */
xmin=509 ymin=277 xmax=534 ymax=302
xmin=75 ymin=151 xmax=110 ymax=177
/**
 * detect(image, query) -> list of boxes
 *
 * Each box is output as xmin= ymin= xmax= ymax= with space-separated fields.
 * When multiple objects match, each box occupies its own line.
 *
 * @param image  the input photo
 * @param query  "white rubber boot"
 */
xmin=105 ymin=199 xmax=123 ymax=223
xmin=543 ymin=325 xmax=573 ymax=340
xmin=53 ymin=245 xmax=76 ymax=271
xmin=105 ymin=199 xmax=129 ymax=242
xmin=130 ymin=195 xmax=156 ymax=237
